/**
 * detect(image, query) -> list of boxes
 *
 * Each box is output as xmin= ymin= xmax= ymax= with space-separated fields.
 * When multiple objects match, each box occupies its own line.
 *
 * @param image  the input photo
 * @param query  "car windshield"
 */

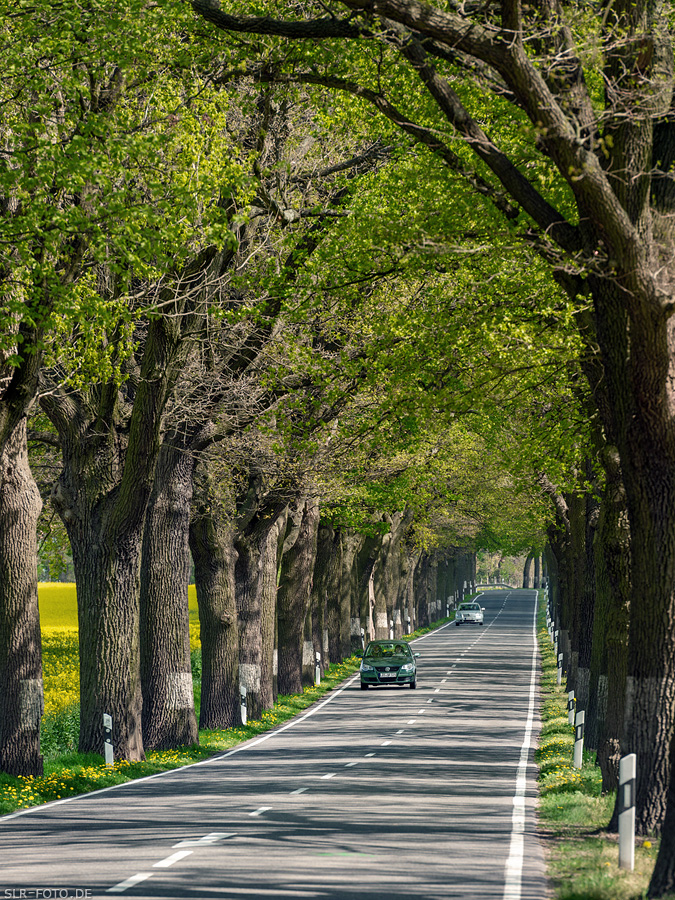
xmin=364 ymin=642 xmax=411 ymax=659
xmin=459 ymin=603 xmax=481 ymax=611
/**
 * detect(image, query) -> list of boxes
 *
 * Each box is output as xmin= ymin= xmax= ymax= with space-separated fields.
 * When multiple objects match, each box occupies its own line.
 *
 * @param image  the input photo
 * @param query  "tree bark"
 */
xmin=0 ymin=419 xmax=44 ymax=776
xmin=522 ymin=552 xmax=534 ymax=589
xmin=317 ymin=524 xmax=344 ymax=663
xmin=189 ymin=476 xmax=240 ymax=730
xmin=340 ymin=531 xmax=365 ymax=654
xmin=277 ymin=499 xmax=320 ymax=695
xmin=533 ymin=555 xmax=541 ymax=589
xmin=140 ymin=442 xmax=198 ymax=750
xmin=234 ymin=499 xmax=288 ymax=720
xmin=589 ymin=451 xmax=631 ymax=796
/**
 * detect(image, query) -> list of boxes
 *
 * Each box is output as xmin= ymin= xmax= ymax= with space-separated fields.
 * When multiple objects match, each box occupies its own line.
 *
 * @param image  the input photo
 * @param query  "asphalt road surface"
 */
xmin=0 ymin=588 xmax=548 ymax=900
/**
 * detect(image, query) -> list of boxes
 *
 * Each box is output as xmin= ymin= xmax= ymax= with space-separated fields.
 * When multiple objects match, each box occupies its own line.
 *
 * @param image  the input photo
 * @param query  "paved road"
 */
xmin=0 ymin=589 xmax=547 ymax=900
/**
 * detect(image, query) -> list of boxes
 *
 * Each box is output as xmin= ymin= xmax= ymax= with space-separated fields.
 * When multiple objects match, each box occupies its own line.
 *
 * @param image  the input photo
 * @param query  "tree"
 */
xmin=189 ymin=3 xmax=675 ymax=888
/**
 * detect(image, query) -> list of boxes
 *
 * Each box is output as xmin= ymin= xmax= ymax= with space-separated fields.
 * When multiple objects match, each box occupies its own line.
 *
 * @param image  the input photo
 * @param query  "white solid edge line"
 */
xmin=502 ymin=593 xmax=538 ymax=900
xmin=0 ymin=617 xmax=456 ymax=824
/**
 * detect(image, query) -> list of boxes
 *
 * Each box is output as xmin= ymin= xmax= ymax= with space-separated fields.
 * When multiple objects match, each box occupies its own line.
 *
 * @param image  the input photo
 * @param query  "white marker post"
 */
xmin=618 ymin=754 xmax=636 ymax=871
xmin=360 ymin=627 xmax=365 ymax=649
xmin=446 ymin=603 xmax=450 ymax=618
xmin=103 ymin=713 xmax=113 ymax=767
xmin=573 ymin=710 xmax=585 ymax=768
xmin=315 ymin=651 xmax=321 ymax=686
xmin=557 ymin=652 xmax=563 ymax=686
xmin=389 ymin=620 xmax=394 ymax=640
xmin=567 ymin=690 xmax=576 ymax=725
xmin=406 ymin=615 xmax=411 ymax=635
xmin=554 ymin=630 xmax=559 ymax=656
xmin=240 ymin=686 xmax=247 ymax=726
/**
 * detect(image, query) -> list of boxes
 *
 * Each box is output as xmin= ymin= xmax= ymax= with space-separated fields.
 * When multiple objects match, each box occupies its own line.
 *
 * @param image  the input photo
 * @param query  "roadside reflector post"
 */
xmin=389 ymin=620 xmax=394 ymax=640
xmin=103 ymin=713 xmax=113 ymax=767
xmin=240 ymin=685 xmax=247 ymax=726
xmin=315 ymin=651 xmax=321 ymax=686
xmin=567 ymin=690 xmax=575 ymax=725
xmin=554 ymin=630 xmax=559 ymax=655
xmin=557 ymin=652 xmax=563 ymax=686
xmin=446 ymin=603 xmax=450 ymax=618
xmin=360 ymin=627 xmax=365 ymax=649
xmin=573 ymin=710 xmax=585 ymax=768
xmin=406 ymin=615 xmax=411 ymax=635
xmin=618 ymin=754 xmax=636 ymax=871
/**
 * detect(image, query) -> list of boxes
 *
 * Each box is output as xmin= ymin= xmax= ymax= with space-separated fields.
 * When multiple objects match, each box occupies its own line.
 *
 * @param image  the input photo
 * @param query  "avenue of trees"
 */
xmin=3 ymin=0 xmax=675 ymax=892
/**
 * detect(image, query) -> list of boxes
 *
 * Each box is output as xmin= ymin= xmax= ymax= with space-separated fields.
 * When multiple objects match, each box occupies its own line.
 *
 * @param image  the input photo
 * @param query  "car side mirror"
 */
xmin=482 ymin=607 xmax=486 ymax=611
xmin=414 ymin=652 xmax=420 ymax=658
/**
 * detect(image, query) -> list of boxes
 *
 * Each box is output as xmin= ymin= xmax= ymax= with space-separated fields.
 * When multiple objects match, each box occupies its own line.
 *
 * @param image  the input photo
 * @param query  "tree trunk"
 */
xmin=190 ymin=503 xmax=239 ymax=731
xmin=43 ymin=314 xmax=192 ymax=760
xmin=0 ymin=419 xmax=44 ymax=776
xmin=277 ymin=499 xmax=320 ymax=695
xmin=317 ymin=524 xmax=344 ymax=663
xmin=140 ymin=443 xmax=198 ymax=750
xmin=342 ymin=531 xmax=365 ymax=654
xmin=234 ymin=502 xmax=288 ymax=720
xmin=650 ymin=731 xmax=675 ymax=896
xmin=533 ymin=555 xmax=541 ymax=589
xmin=576 ymin=488 xmax=599 ymax=714
xmin=589 ymin=450 xmax=631 ymax=796
xmin=522 ymin=552 xmax=534 ymax=589
xmin=590 ymin=278 xmax=675 ymax=835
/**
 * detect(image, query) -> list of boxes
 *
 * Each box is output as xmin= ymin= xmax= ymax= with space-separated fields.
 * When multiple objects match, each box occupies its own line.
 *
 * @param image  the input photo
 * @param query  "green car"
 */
xmin=359 ymin=640 xmax=419 ymax=689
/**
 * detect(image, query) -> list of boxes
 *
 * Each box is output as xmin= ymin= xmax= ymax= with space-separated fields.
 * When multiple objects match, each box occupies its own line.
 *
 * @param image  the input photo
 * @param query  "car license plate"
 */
xmin=380 ymin=672 xmax=396 ymax=678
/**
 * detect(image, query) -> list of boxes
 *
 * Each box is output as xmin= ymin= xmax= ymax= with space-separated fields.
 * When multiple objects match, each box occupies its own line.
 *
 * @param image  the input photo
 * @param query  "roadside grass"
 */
xmin=1 ymin=591 xmax=455 ymax=817
xmin=536 ymin=596 xmax=664 ymax=900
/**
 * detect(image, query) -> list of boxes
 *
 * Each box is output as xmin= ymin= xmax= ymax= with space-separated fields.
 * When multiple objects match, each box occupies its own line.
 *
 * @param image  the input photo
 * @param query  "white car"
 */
xmin=454 ymin=602 xmax=485 ymax=625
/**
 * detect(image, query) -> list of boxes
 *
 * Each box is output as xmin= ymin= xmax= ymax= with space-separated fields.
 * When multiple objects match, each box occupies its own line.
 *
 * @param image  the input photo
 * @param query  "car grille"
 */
xmin=374 ymin=664 xmax=402 ymax=680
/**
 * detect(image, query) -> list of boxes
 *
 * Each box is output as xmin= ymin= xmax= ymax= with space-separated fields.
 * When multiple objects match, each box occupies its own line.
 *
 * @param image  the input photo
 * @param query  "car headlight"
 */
xmin=399 ymin=662 xmax=414 ymax=673
xmin=360 ymin=662 xmax=374 ymax=672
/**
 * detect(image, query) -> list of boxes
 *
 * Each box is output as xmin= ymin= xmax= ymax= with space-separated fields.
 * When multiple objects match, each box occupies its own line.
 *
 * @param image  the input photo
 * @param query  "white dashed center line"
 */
xmin=407 ymin=719 xmax=416 ymax=725
xmin=107 ymin=874 xmax=153 ymax=893
xmin=321 ymin=773 xmax=335 ymax=779
xmin=173 ymin=832 xmax=235 ymax=848
xmin=365 ymin=753 xmax=375 ymax=757
xmin=381 ymin=740 xmax=392 ymax=746
xmin=396 ymin=730 xmax=404 ymax=734
xmin=290 ymin=787 xmax=308 ymax=794
xmin=250 ymin=807 xmax=272 ymax=817
xmin=345 ymin=762 xmax=357 ymax=767
xmin=154 ymin=850 xmax=193 ymax=868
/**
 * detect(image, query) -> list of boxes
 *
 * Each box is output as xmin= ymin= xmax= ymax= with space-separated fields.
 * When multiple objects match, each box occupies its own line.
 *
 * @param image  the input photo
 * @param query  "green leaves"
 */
xmin=0 ymin=0 xmax=248 ymax=378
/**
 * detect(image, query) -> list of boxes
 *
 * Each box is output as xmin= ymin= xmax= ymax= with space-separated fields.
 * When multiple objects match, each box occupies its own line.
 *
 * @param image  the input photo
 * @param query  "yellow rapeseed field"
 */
xmin=38 ymin=583 xmax=201 ymax=715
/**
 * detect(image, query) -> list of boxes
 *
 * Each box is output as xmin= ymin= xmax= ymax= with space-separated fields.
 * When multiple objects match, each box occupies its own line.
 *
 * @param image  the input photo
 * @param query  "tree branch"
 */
xmin=191 ymin=0 xmax=370 ymax=39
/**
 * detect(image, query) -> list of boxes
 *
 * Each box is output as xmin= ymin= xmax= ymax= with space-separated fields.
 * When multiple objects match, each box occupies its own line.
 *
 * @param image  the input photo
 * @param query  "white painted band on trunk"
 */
xmin=19 ymin=678 xmax=43 ymax=730
xmin=376 ymin=612 xmax=388 ymax=629
xmin=239 ymin=663 xmax=261 ymax=692
xmin=350 ymin=617 xmax=361 ymax=636
xmin=392 ymin=609 xmax=401 ymax=623
xmin=302 ymin=641 xmax=314 ymax=665
xmin=166 ymin=672 xmax=194 ymax=710
xmin=273 ymin=648 xmax=278 ymax=676
xmin=323 ymin=629 xmax=329 ymax=653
